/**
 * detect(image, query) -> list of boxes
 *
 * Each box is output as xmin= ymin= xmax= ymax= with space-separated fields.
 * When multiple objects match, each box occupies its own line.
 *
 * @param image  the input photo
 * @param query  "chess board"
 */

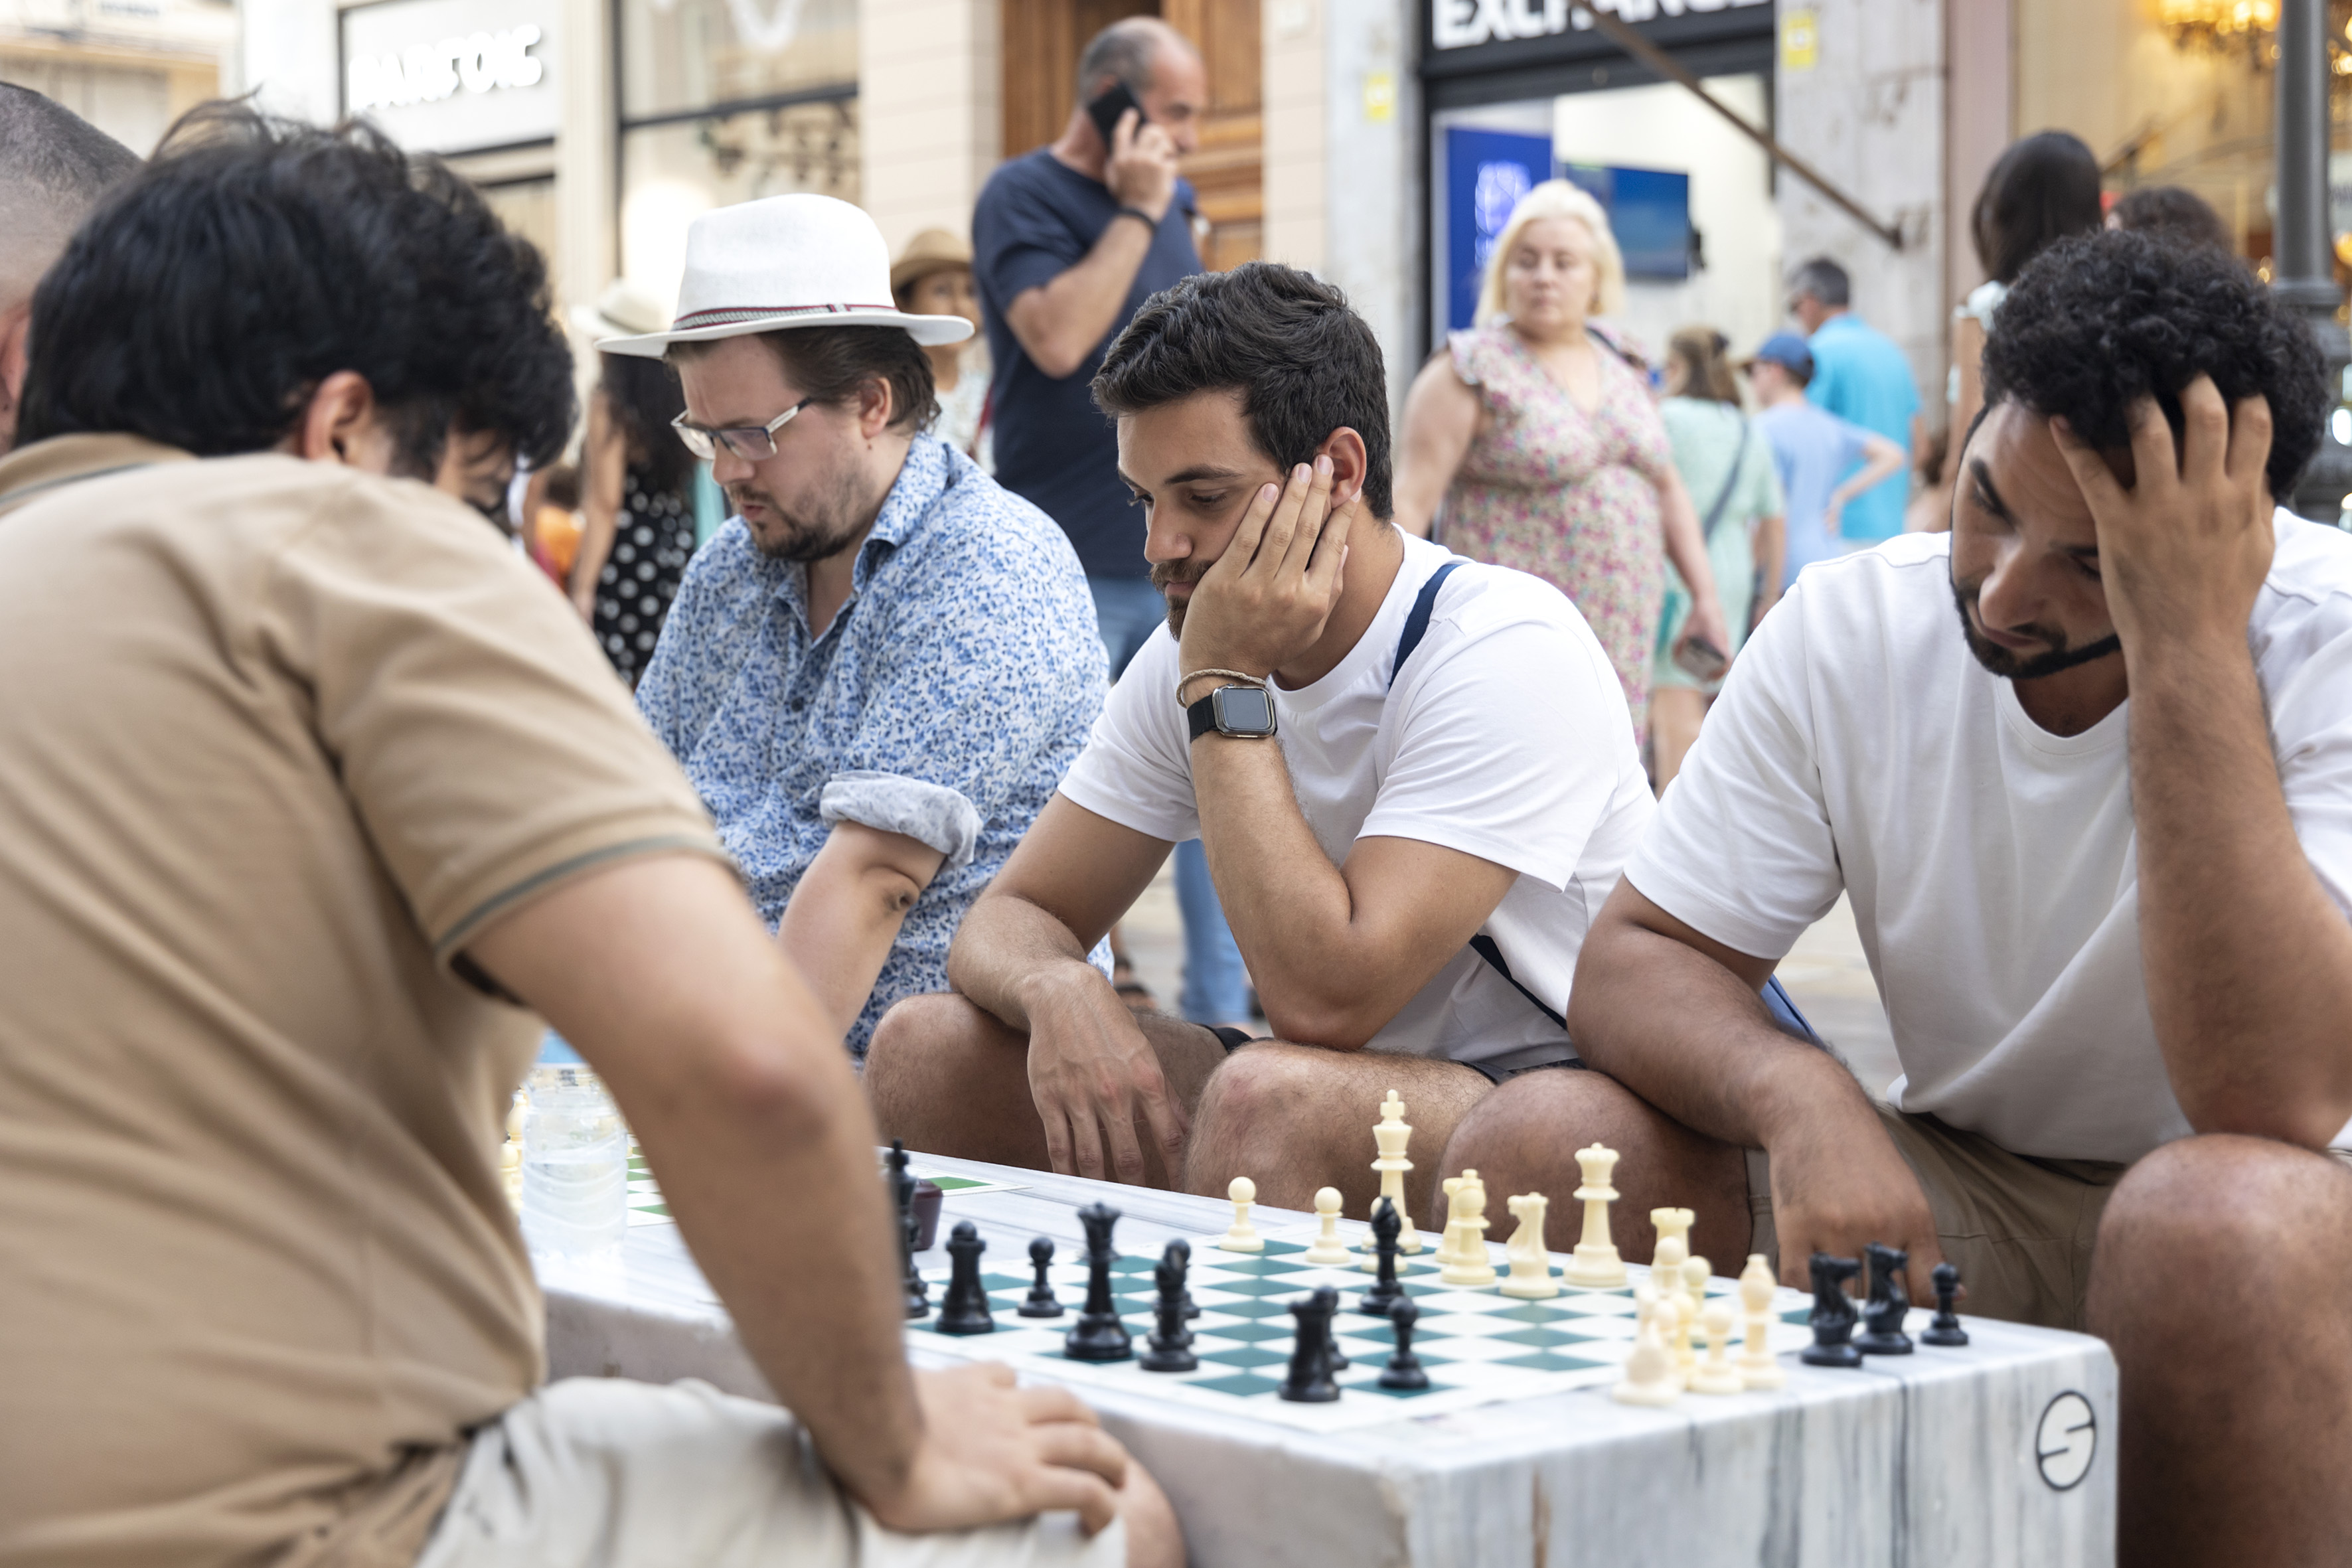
xmin=624 ymin=1143 xmax=1022 ymax=1226
xmin=911 ymin=1229 xmax=1818 ymax=1434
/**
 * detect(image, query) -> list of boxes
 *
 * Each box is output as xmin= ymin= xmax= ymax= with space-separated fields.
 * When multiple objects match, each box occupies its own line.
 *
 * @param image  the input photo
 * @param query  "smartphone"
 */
xmin=1672 ymin=633 xmax=1730 ymax=684
xmin=1087 ymin=81 xmax=1145 ymax=147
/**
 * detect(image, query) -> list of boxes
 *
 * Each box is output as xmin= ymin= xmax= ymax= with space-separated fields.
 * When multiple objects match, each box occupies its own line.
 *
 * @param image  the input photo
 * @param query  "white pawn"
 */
xmin=1738 ymin=1254 xmax=1788 ymax=1390
xmin=1219 ymin=1176 xmax=1263 ymax=1253
xmin=1676 ymin=1256 xmax=1709 ymax=1376
xmin=1612 ymin=1284 xmax=1682 ymax=1407
xmin=1691 ymin=1298 xmax=1744 ymax=1394
xmin=1649 ymin=1224 xmax=1688 ymax=1306
xmin=1302 ymin=1186 xmax=1354 ymax=1265
xmin=1498 ymin=1192 xmax=1557 ymax=1299
xmin=1438 ymin=1171 xmax=1496 ymax=1287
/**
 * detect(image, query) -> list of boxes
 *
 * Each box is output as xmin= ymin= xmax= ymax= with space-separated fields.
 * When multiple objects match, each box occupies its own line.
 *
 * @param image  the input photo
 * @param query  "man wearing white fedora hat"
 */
xmin=608 ymin=193 xmax=1113 ymax=1065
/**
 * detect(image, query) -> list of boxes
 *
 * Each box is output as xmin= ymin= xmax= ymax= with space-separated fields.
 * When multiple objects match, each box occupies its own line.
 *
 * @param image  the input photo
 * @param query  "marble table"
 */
xmin=543 ymin=1152 xmax=2116 ymax=1567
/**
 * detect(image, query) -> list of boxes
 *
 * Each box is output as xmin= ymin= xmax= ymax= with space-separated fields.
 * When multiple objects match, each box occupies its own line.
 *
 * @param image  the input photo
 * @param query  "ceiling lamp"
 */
xmin=2158 ymin=0 xmax=2280 ymax=52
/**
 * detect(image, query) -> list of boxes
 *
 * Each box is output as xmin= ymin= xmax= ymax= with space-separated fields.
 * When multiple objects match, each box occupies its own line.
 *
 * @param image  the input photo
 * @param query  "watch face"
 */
xmin=1214 ymin=685 xmax=1275 ymax=734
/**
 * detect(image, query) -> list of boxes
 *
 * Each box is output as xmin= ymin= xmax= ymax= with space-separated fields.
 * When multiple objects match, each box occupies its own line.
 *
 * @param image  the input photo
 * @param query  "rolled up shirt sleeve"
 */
xmin=819 ymin=770 xmax=984 ymax=874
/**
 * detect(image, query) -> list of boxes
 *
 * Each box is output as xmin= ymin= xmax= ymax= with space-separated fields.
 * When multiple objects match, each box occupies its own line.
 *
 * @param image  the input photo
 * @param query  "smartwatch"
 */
xmin=1187 ymin=684 xmax=1278 ymax=742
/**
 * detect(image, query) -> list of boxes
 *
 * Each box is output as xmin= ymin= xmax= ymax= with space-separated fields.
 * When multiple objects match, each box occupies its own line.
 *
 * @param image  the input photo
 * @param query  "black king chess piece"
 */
xmin=1018 ymin=1237 xmax=1062 ymax=1318
xmin=886 ymin=1140 xmax=928 ymax=1320
xmin=1800 ymin=1253 xmax=1864 ymax=1368
xmin=1856 ymin=1241 xmax=1914 ymax=1356
xmin=1358 ymin=1196 xmax=1407 ymax=1318
xmin=935 ymin=1221 xmax=996 ymax=1336
xmin=1279 ymin=1287 xmax=1341 ymax=1402
xmin=1379 ymin=1297 xmax=1431 ymax=1391
xmin=1064 ymin=1202 xmax=1133 ymax=1362
xmin=1168 ymin=1237 xmax=1200 ymax=1319
xmin=1139 ymin=1243 xmax=1198 ymax=1372
xmin=1921 ymin=1261 xmax=1970 ymax=1347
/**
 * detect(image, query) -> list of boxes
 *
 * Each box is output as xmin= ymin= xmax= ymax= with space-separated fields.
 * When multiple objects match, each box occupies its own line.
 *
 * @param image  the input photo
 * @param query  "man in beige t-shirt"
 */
xmin=0 ymin=108 xmax=1174 ymax=1568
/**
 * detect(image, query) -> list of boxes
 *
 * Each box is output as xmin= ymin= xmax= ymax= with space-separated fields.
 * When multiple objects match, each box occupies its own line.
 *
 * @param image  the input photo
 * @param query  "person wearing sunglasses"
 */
xmin=603 ymin=194 xmax=1113 ymax=1065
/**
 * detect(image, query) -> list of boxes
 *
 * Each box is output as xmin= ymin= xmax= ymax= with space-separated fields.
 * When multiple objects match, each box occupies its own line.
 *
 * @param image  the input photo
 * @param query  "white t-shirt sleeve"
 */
xmin=1360 ymin=609 xmax=1624 ymax=890
xmin=1054 ymin=629 xmax=1197 ymax=842
xmin=1625 ymin=582 xmax=1847 ymax=959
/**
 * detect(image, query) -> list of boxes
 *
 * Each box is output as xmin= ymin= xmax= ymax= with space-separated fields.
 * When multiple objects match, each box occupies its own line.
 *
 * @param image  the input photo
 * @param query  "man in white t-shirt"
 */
xmin=1444 ymin=230 xmax=2352 ymax=1564
xmin=865 ymin=264 xmax=1652 ymax=1219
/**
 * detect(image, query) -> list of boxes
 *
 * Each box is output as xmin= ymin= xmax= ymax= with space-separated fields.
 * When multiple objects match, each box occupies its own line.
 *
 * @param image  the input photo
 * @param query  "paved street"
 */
xmin=1123 ymin=866 xmax=1901 ymax=1104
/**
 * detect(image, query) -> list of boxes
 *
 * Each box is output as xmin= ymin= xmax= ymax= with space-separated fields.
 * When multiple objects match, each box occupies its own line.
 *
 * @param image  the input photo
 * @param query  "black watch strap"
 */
xmin=1186 ymin=692 xmax=1221 ymax=742
xmin=1115 ymin=204 xmax=1159 ymax=232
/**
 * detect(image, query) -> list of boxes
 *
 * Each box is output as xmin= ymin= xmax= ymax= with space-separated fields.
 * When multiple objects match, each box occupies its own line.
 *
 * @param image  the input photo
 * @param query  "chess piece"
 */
xmin=1667 ymin=1256 xmax=1707 ymax=1375
xmin=1432 ymin=1176 xmax=1467 ymax=1269
xmin=1313 ymin=1284 xmax=1349 ymax=1372
xmin=1612 ymin=1284 xmax=1682 ymax=1407
xmin=1379 ymin=1296 xmax=1431 ymax=1390
xmin=1561 ymin=1142 xmax=1628 ymax=1287
xmin=1279 ymin=1289 xmax=1341 ymax=1402
xmin=1737 ymin=1254 xmax=1786 ymax=1389
xmin=1921 ymin=1261 xmax=1969 ymax=1347
xmin=1139 ymin=1243 xmax=1198 ymax=1372
xmin=1219 ymin=1177 xmax=1263 ymax=1253
xmin=1498 ymin=1192 xmax=1558 ymax=1299
xmin=935 ymin=1221 xmax=995 ymax=1336
xmin=886 ymin=1140 xmax=929 ymax=1320
xmin=1800 ymin=1253 xmax=1863 ymax=1368
xmin=1857 ymin=1242 xmax=1913 ymax=1355
xmin=1168 ymin=1237 xmax=1200 ymax=1319
xmin=1018 ymin=1237 xmax=1062 ymax=1318
xmin=1648 ymin=1208 xmax=1691 ymax=1306
xmin=1358 ymin=1089 xmax=1423 ymax=1268
xmin=1358 ymin=1196 xmax=1407 ymax=1318
xmin=1438 ymin=1170 xmax=1496 ymax=1287
xmin=1304 ymin=1186 xmax=1354 ymax=1265
xmin=1691 ymin=1298 xmax=1743 ymax=1393
xmin=1064 ymin=1203 xmax=1133 ymax=1362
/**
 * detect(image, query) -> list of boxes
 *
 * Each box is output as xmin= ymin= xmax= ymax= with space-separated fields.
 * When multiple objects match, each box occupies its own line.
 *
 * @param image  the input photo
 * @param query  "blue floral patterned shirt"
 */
xmin=637 ymin=435 xmax=1109 ymax=1056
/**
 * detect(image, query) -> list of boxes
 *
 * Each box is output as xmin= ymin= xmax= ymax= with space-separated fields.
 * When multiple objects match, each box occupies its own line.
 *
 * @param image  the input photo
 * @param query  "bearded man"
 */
xmin=617 ymin=195 xmax=1110 ymax=1059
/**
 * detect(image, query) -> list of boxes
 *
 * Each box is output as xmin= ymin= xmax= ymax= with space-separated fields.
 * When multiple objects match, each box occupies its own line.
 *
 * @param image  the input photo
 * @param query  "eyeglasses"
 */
xmin=671 ymin=397 xmax=814 ymax=461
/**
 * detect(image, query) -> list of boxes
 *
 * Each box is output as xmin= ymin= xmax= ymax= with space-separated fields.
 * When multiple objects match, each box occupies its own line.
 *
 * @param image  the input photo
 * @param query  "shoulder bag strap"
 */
xmin=1699 ymin=417 xmax=1752 ymax=544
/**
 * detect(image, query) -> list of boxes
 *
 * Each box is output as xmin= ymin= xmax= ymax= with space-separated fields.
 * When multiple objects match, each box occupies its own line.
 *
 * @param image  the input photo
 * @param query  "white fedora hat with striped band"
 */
xmin=596 ymin=193 xmax=973 ymax=358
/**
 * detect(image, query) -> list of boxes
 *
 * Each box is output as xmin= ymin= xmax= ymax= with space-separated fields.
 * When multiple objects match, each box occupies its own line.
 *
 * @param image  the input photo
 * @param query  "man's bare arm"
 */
xmin=1569 ymin=878 xmax=1947 ymax=1287
xmin=776 ymin=821 xmax=947 ymax=1036
xmin=1002 ymin=114 xmax=1178 ymax=380
xmin=468 ymin=854 xmax=1129 ymax=1531
xmin=2057 ymin=382 xmax=2352 ymax=1148
xmin=1389 ymin=353 xmax=1482 ymax=540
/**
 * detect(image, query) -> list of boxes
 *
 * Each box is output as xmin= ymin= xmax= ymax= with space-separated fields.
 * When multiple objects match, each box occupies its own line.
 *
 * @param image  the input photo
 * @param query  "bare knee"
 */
xmin=864 ymin=993 xmax=1020 ymax=1136
xmin=1190 ymin=1045 xmax=1329 ymax=1154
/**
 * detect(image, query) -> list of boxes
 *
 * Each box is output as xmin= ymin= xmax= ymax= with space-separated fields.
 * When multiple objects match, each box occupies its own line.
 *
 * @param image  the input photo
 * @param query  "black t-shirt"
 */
xmin=973 ymin=149 xmax=1201 ymax=580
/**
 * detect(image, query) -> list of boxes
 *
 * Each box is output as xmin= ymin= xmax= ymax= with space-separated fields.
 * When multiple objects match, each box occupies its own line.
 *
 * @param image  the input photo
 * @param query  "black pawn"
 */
xmin=1379 ymin=1298 xmax=1431 ymax=1391
xmin=1064 ymin=1202 xmax=1133 ymax=1362
xmin=935 ymin=1221 xmax=995 ymax=1335
xmin=1140 ymin=1244 xmax=1198 ymax=1372
xmin=1358 ymin=1196 xmax=1407 ymax=1318
xmin=1168 ymin=1237 xmax=1200 ymax=1319
xmin=1018 ymin=1237 xmax=1063 ymax=1318
xmin=886 ymin=1140 xmax=928 ymax=1320
xmin=1280 ymin=1289 xmax=1340 ymax=1403
xmin=1857 ymin=1241 xmax=1913 ymax=1356
xmin=1800 ymin=1253 xmax=1864 ymax=1368
xmin=1921 ymin=1262 xmax=1969 ymax=1347
xmin=1316 ymin=1284 xmax=1349 ymax=1372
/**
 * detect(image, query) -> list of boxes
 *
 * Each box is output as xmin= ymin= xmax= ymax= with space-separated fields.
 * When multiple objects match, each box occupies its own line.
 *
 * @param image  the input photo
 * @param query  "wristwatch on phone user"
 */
xmin=1187 ymin=684 xmax=1278 ymax=742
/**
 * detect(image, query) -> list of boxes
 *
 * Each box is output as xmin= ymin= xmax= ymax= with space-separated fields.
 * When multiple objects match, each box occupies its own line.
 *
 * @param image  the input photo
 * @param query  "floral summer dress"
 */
xmin=1440 ymin=324 xmax=1674 ymax=736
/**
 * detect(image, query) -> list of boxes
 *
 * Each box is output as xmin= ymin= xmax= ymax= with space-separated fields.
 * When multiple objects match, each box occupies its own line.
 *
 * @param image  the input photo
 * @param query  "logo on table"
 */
xmin=2035 ymin=1390 xmax=2096 ymax=1490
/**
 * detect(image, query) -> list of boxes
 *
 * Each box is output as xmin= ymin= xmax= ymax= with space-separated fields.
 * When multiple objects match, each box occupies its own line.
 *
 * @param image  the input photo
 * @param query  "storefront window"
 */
xmin=615 ymin=0 xmax=858 ymax=302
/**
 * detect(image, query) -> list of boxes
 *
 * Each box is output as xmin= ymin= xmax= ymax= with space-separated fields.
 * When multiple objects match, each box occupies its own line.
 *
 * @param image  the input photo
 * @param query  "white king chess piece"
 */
xmin=1498 ymin=1192 xmax=1559 ymax=1299
xmin=1359 ymin=1089 xmax=1423 ymax=1269
xmin=1561 ymin=1142 xmax=1628 ymax=1287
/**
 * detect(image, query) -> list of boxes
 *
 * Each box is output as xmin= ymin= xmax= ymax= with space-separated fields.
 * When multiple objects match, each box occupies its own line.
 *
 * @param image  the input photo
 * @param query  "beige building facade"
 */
xmin=1 ymin=0 xmax=236 ymax=157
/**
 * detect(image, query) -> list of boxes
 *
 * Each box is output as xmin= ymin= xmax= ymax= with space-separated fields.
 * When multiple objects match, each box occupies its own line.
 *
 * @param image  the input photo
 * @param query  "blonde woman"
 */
xmin=1393 ymin=180 xmax=1729 ymax=740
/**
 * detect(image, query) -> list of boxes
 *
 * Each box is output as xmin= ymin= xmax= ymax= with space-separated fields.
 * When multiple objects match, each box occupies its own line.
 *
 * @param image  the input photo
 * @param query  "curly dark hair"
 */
xmin=18 ymin=104 xmax=574 ymax=475
xmin=598 ymin=351 xmax=692 ymax=499
xmin=1091 ymin=262 xmax=1393 ymax=518
xmin=1981 ymin=227 xmax=2326 ymax=503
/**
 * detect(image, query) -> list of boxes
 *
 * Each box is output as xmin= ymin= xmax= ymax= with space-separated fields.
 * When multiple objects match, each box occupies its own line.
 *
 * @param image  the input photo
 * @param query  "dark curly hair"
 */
xmin=18 ymin=104 xmax=574 ymax=475
xmin=1982 ymin=227 xmax=2326 ymax=503
xmin=1091 ymin=262 xmax=1393 ymax=518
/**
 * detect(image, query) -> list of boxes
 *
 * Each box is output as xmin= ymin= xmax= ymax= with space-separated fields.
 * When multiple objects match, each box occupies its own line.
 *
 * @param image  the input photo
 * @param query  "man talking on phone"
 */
xmin=975 ymin=19 xmax=1253 ymax=1032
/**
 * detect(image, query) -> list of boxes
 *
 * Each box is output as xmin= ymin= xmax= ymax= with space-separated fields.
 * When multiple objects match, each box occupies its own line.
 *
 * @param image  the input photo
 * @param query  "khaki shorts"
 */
xmin=1744 ymin=1103 xmax=2126 ymax=1332
xmin=418 ymin=1377 xmax=1123 ymax=1568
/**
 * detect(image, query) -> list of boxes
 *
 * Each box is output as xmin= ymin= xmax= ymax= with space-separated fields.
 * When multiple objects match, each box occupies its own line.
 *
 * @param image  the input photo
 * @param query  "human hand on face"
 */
xmin=1105 ymin=109 xmax=1180 ymax=224
xmin=1176 ymin=455 xmax=1358 ymax=684
xmin=2049 ymin=374 xmax=2276 ymax=659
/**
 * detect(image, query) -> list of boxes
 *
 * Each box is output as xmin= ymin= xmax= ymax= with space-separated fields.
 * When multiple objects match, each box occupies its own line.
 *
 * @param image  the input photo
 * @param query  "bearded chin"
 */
xmin=1948 ymin=574 xmax=2123 ymax=680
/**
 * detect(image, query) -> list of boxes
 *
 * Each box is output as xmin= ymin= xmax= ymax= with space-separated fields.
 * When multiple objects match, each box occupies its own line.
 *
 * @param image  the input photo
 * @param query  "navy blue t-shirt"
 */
xmin=973 ymin=149 xmax=1201 ymax=580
